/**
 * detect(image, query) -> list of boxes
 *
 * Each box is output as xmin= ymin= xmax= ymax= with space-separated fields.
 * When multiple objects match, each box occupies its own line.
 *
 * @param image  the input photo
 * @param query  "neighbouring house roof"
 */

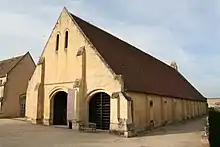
xmin=207 ymin=98 xmax=220 ymax=99
xmin=69 ymin=11 xmax=206 ymax=101
xmin=0 ymin=54 xmax=25 ymax=78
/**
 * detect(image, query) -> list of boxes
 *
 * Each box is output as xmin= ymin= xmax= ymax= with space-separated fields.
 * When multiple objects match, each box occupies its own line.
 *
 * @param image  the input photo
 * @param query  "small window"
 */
xmin=150 ymin=100 xmax=153 ymax=107
xmin=55 ymin=34 xmax=60 ymax=51
xmin=64 ymin=31 xmax=69 ymax=48
xmin=0 ymin=80 xmax=2 ymax=86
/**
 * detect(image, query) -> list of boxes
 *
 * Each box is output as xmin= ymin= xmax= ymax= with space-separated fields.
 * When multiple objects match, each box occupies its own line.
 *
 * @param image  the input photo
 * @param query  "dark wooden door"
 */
xmin=53 ymin=92 xmax=67 ymax=125
xmin=89 ymin=93 xmax=110 ymax=130
xmin=19 ymin=96 xmax=26 ymax=117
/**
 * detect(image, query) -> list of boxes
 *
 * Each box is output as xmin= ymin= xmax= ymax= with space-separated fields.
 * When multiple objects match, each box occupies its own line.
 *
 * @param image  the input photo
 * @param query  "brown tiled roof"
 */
xmin=70 ymin=13 xmax=206 ymax=101
xmin=0 ymin=55 xmax=24 ymax=78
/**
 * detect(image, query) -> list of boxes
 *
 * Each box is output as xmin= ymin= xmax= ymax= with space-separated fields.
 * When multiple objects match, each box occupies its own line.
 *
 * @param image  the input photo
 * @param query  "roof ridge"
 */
xmin=0 ymin=53 xmax=26 ymax=63
xmin=6 ymin=53 xmax=28 ymax=75
xmin=0 ymin=52 xmax=28 ymax=77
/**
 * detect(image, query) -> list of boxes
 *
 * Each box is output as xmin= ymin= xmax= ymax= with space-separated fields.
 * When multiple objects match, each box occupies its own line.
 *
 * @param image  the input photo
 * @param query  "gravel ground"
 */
xmin=0 ymin=117 xmax=205 ymax=147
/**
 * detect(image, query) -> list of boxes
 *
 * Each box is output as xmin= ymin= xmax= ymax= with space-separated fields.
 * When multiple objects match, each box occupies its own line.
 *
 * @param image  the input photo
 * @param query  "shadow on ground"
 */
xmin=136 ymin=116 xmax=205 ymax=138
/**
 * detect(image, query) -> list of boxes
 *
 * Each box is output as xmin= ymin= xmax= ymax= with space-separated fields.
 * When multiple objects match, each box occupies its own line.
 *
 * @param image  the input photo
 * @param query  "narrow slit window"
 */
xmin=56 ymin=34 xmax=59 ymax=51
xmin=150 ymin=100 xmax=153 ymax=107
xmin=64 ymin=31 xmax=68 ymax=48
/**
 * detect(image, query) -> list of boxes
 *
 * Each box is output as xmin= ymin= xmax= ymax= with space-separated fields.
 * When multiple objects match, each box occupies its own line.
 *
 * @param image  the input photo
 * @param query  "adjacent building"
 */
xmin=26 ymin=8 xmax=207 ymax=137
xmin=207 ymin=98 xmax=220 ymax=108
xmin=0 ymin=52 xmax=35 ymax=118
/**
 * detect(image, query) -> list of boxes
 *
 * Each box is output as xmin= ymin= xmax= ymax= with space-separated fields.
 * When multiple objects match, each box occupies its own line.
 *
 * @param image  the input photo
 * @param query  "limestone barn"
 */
xmin=0 ymin=52 xmax=35 ymax=118
xmin=26 ymin=7 xmax=207 ymax=137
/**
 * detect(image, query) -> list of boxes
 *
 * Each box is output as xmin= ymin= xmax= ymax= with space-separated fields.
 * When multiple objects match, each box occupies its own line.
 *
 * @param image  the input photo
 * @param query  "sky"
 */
xmin=0 ymin=0 xmax=219 ymax=98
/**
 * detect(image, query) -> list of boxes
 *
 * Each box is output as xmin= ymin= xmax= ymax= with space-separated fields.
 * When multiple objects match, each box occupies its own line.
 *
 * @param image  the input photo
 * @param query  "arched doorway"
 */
xmin=52 ymin=91 xmax=67 ymax=125
xmin=89 ymin=92 xmax=110 ymax=130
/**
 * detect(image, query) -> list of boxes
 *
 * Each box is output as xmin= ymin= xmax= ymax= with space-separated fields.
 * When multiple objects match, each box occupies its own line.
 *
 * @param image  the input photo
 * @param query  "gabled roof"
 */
xmin=69 ymin=11 xmax=206 ymax=101
xmin=0 ymin=54 xmax=25 ymax=78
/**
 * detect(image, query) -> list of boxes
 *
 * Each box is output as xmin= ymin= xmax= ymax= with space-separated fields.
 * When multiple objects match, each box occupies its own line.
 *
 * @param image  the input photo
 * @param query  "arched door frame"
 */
xmin=49 ymin=87 xmax=68 ymax=125
xmin=86 ymin=89 xmax=111 ymax=103
xmin=85 ymin=89 xmax=111 ymax=129
xmin=85 ymin=89 xmax=110 ymax=121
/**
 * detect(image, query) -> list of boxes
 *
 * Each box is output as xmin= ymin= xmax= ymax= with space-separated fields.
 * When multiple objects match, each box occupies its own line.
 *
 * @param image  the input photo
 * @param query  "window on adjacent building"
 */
xmin=0 ymin=101 xmax=2 ymax=113
xmin=55 ymin=34 xmax=60 ymax=51
xmin=64 ymin=30 xmax=69 ymax=49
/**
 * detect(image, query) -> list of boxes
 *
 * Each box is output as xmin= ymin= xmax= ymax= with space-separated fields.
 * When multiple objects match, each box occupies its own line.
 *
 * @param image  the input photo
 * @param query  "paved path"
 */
xmin=0 ymin=117 xmax=205 ymax=147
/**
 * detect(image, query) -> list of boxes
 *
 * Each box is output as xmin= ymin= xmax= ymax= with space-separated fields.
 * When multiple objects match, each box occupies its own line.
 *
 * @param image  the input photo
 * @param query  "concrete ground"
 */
xmin=0 ymin=117 xmax=206 ymax=147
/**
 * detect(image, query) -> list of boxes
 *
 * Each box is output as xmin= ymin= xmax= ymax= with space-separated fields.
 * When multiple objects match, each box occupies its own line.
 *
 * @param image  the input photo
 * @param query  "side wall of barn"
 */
xmin=127 ymin=91 xmax=207 ymax=133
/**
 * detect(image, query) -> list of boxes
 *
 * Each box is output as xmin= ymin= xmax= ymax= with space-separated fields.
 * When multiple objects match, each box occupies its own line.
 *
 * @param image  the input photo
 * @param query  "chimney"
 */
xmin=170 ymin=61 xmax=178 ymax=71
